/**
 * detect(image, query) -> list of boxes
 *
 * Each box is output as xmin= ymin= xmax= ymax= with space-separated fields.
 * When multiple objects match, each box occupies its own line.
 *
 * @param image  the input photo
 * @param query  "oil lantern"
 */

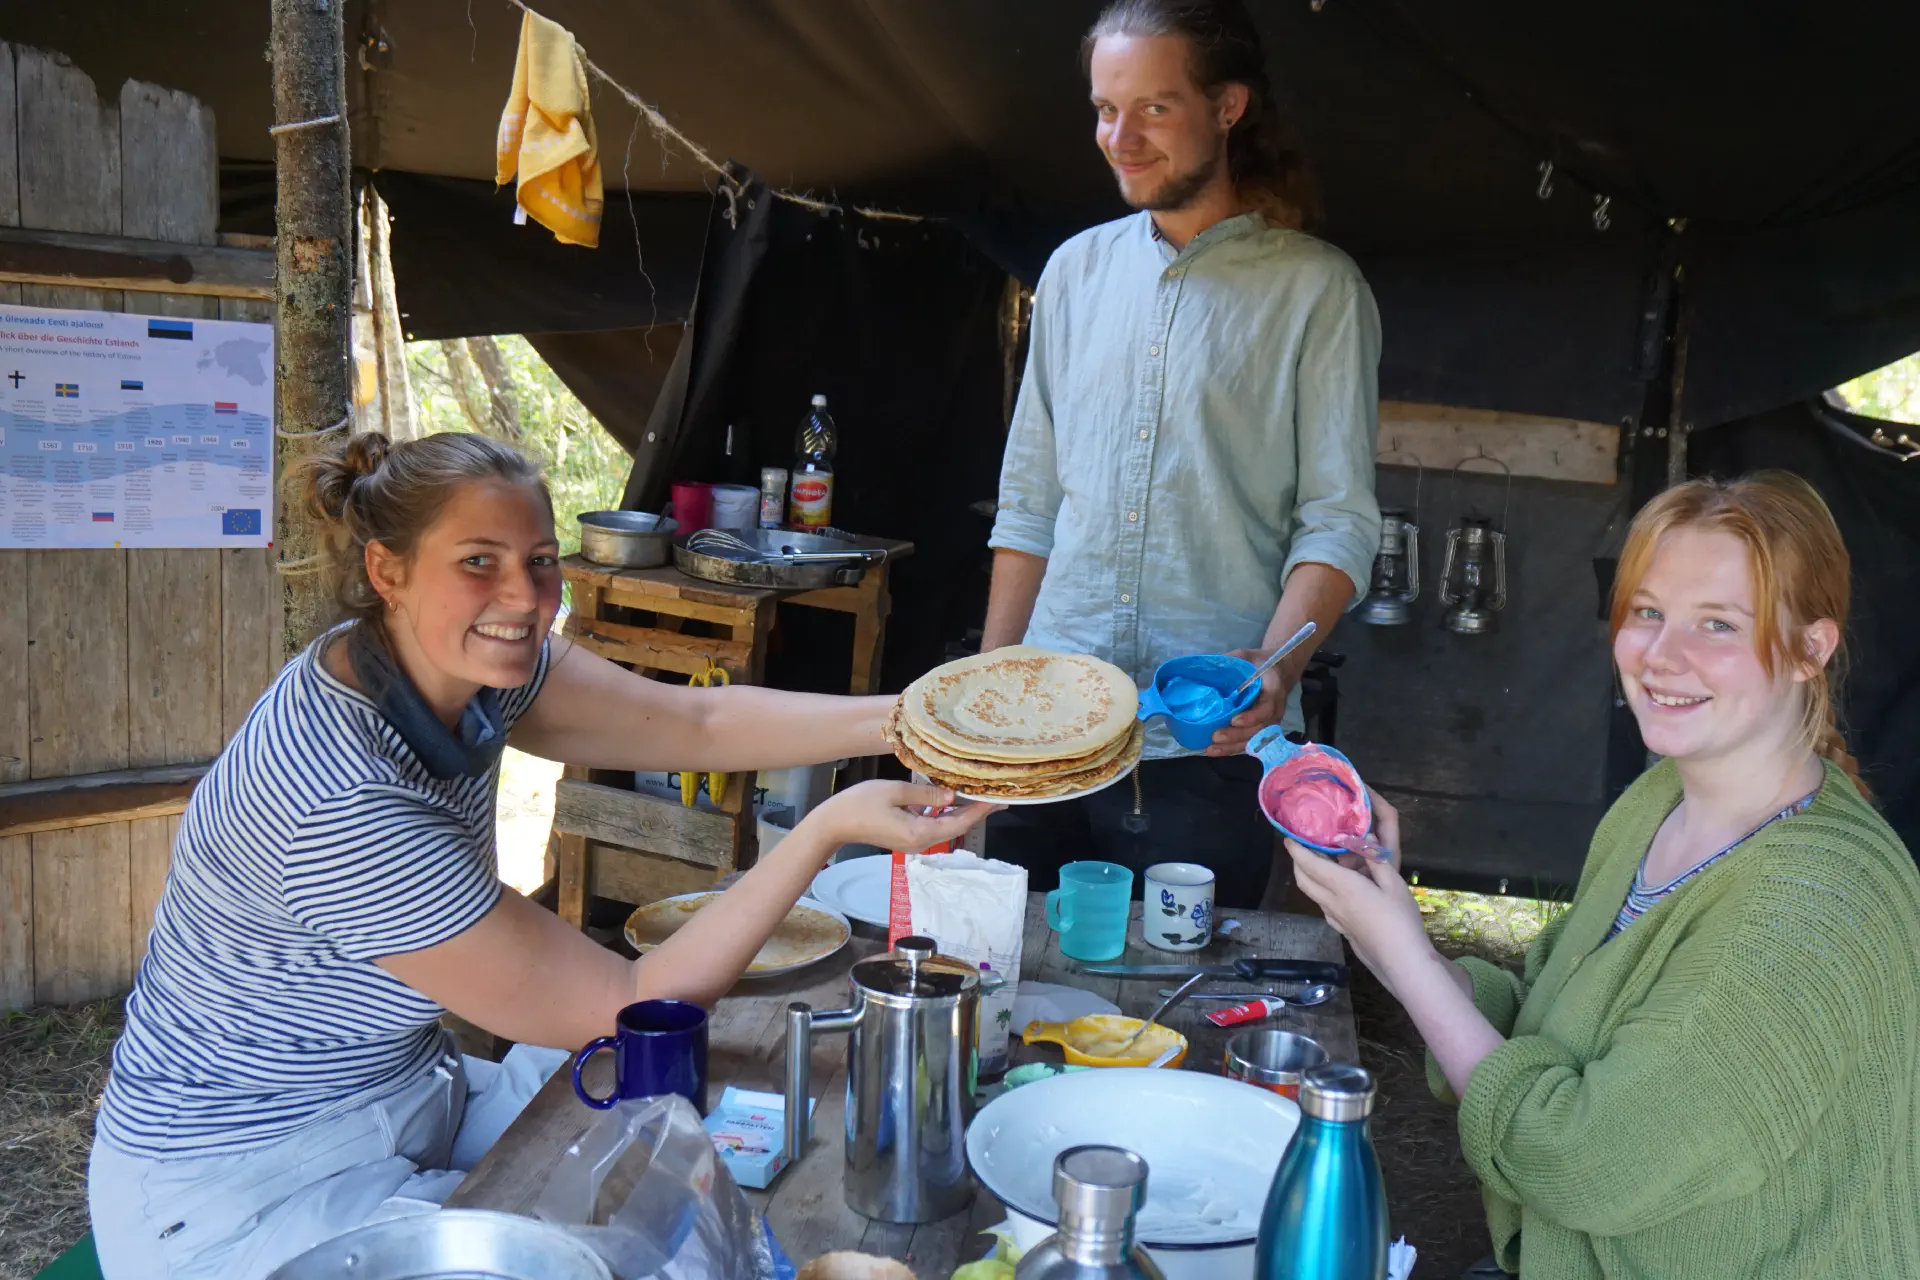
xmin=1359 ymin=508 xmax=1421 ymax=626
xmin=1439 ymin=455 xmax=1512 ymax=636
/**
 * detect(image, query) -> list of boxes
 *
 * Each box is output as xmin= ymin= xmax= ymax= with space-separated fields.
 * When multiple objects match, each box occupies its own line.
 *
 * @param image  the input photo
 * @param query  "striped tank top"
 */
xmin=96 ymin=630 xmax=551 ymax=1158
xmin=1607 ymin=790 xmax=1817 ymax=940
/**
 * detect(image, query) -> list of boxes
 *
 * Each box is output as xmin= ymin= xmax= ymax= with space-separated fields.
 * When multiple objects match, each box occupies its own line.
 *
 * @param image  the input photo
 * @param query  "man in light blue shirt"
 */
xmin=984 ymin=0 xmax=1381 ymax=907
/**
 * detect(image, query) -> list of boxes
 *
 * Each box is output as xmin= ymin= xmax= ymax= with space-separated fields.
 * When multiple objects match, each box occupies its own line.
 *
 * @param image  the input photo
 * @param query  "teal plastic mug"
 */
xmin=1045 ymin=861 xmax=1134 ymax=961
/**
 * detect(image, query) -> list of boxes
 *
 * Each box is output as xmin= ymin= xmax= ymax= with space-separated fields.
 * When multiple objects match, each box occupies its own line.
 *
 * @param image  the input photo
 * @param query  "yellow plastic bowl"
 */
xmin=1020 ymin=1014 xmax=1189 ymax=1068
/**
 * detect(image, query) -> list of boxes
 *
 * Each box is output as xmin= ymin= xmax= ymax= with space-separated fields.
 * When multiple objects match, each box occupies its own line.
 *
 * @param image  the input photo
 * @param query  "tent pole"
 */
xmin=270 ymin=0 xmax=353 ymax=650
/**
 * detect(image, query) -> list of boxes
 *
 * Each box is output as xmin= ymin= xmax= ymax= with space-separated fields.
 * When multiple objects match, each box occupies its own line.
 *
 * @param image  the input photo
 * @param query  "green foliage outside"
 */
xmin=405 ymin=336 xmax=629 ymax=557
xmin=1835 ymin=350 xmax=1920 ymax=425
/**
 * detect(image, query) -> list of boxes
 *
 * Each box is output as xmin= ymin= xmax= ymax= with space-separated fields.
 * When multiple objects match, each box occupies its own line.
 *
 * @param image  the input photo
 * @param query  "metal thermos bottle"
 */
xmin=1014 ymin=1146 xmax=1165 ymax=1280
xmin=1253 ymin=1064 xmax=1389 ymax=1280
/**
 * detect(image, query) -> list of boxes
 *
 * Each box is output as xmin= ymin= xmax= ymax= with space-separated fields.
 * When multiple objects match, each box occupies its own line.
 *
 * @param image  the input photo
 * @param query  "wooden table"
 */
xmin=449 ymin=892 xmax=1356 ymax=1277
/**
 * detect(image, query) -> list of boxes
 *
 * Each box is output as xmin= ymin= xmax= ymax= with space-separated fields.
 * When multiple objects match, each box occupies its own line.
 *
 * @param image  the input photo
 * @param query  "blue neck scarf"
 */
xmin=345 ymin=624 xmax=508 ymax=780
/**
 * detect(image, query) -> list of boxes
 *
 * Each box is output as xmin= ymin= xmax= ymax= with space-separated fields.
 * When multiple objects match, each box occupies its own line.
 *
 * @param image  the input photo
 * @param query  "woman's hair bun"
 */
xmin=302 ymin=430 xmax=393 ymax=524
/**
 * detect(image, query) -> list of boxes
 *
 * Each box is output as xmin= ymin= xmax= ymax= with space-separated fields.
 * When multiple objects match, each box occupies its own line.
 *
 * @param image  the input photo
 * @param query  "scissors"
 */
xmin=682 ymin=658 xmax=730 ymax=806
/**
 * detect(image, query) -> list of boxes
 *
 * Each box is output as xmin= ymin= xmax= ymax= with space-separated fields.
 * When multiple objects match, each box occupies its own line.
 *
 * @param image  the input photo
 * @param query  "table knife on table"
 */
xmin=1075 ymin=957 xmax=1349 ymax=986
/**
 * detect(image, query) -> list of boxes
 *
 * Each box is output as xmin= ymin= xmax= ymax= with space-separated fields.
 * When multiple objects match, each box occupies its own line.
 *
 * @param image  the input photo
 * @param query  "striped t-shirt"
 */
xmin=96 ymin=630 xmax=551 ymax=1158
xmin=1607 ymin=791 xmax=1816 ymax=940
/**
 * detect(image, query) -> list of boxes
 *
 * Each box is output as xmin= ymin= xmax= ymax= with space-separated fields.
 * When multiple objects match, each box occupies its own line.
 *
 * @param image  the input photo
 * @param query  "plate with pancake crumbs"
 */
xmin=890 ymin=645 xmax=1144 ymax=805
xmin=624 ymin=893 xmax=852 ymax=978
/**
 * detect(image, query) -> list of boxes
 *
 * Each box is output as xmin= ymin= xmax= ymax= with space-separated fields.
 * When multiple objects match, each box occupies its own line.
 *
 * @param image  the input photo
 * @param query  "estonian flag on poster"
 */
xmin=148 ymin=319 xmax=193 ymax=340
xmin=120 ymin=379 xmax=144 ymax=391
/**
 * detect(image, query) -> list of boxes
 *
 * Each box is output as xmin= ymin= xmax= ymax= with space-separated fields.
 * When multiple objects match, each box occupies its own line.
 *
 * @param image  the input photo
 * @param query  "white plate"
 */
xmin=956 ymin=766 xmax=1133 ymax=807
xmin=623 ymin=893 xmax=851 ymax=979
xmin=966 ymin=1066 xmax=1299 ymax=1248
xmin=807 ymin=855 xmax=893 ymax=929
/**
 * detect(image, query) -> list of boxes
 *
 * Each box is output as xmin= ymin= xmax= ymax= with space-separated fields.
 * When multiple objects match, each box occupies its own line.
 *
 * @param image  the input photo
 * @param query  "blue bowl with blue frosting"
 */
xmin=1136 ymin=654 xmax=1262 ymax=751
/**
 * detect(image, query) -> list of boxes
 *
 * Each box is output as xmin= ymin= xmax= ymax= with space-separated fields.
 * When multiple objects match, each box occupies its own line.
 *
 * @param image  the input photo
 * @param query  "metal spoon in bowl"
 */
xmin=1109 ymin=971 xmax=1210 ymax=1057
xmin=1228 ymin=620 xmax=1318 ymax=701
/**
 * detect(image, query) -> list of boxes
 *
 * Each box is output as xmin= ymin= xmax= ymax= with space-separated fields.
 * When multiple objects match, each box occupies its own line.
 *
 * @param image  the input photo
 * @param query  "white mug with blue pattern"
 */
xmin=1144 ymin=861 xmax=1216 ymax=952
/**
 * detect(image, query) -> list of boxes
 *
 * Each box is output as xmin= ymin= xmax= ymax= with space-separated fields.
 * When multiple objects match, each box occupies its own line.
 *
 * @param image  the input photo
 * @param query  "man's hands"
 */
xmin=1206 ymin=645 xmax=1288 ymax=757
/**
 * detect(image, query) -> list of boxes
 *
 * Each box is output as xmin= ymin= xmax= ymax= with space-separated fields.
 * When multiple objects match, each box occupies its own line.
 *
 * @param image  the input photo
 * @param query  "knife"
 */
xmin=1075 ymin=957 xmax=1349 ymax=986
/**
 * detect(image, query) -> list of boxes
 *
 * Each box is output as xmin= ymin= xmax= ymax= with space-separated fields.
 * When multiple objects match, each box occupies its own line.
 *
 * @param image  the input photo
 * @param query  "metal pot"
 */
xmin=266 ymin=1209 xmax=611 ymax=1280
xmin=673 ymin=526 xmax=888 ymax=590
xmin=578 ymin=510 xmax=679 ymax=568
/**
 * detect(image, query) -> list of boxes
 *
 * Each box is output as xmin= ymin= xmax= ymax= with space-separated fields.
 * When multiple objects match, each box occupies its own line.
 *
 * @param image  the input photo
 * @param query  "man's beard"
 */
xmin=1115 ymin=149 xmax=1222 ymax=213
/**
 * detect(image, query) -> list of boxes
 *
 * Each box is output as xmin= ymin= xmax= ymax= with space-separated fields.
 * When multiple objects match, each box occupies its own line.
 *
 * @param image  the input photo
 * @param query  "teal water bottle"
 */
xmin=1255 ymin=1063 xmax=1389 ymax=1280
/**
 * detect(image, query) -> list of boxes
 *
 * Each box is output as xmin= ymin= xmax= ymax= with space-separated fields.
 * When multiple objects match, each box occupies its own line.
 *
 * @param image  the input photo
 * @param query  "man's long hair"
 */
xmin=1083 ymin=0 xmax=1322 ymax=229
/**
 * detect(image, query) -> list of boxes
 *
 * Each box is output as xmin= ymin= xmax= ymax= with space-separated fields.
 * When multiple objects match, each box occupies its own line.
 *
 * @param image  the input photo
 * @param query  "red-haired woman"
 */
xmin=1290 ymin=474 xmax=1920 ymax=1278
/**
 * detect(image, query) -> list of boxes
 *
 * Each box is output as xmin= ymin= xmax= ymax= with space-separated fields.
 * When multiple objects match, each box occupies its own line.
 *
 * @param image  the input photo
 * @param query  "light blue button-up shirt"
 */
xmin=990 ymin=211 xmax=1382 ymax=759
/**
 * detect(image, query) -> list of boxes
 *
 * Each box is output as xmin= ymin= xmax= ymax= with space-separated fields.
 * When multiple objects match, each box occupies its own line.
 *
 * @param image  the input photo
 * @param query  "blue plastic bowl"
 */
xmin=1136 ymin=654 xmax=1261 ymax=751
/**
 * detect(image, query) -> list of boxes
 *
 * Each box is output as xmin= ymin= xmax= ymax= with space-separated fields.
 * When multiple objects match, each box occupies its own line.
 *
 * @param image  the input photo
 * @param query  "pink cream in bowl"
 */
xmin=1253 ymin=740 xmax=1371 ymax=852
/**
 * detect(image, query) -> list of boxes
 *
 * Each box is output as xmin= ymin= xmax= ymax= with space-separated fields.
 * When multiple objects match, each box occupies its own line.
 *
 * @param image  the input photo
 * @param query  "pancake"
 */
xmin=888 ymin=702 xmax=1132 ymax=782
xmin=623 ymin=894 xmax=850 ymax=973
xmin=902 ymin=645 xmax=1137 ymax=763
xmin=897 ymin=722 xmax=1144 ymax=799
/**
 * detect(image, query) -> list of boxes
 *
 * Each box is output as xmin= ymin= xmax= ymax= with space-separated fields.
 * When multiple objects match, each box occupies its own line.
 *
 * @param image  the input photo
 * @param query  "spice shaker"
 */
xmin=1014 ymin=1145 xmax=1165 ymax=1279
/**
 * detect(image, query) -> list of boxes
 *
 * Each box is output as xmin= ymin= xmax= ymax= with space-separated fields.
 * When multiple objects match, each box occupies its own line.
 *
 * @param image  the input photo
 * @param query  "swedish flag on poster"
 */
xmin=0 ymin=302 xmax=273 ymax=548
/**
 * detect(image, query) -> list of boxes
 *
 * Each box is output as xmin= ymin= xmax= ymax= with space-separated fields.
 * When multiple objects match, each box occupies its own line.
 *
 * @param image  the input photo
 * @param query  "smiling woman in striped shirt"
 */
xmin=86 ymin=431 xmax=992 ymax=1280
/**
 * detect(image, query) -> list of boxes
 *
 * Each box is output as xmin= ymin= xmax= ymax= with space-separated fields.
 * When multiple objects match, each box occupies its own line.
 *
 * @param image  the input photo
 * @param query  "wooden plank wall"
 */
xmin=0 ymin=44 xmax=281 ymax=1011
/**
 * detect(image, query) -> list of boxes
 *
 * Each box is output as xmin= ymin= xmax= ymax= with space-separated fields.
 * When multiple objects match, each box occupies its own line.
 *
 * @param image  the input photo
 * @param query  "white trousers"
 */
xmin=88 ymin=1038 xmax=567 ymax=1280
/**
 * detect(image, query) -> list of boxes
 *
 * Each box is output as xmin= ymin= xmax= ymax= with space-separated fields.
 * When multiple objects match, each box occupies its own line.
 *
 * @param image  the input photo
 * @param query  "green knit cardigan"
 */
xmin=1430 ymin=758 xmax=1920 ymax=1278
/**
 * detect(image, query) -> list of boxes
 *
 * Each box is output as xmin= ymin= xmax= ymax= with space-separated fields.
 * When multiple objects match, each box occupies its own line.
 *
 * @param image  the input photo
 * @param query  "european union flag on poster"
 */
xmin=148 ymin=319 xmax=193 ymax=341
xmin=221 ymin=508 xmax=261 ymax=537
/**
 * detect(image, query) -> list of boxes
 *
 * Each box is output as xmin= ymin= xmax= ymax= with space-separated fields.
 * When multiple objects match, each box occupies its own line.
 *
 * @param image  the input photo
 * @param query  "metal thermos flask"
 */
xmin=783 ymin=936 xmax=987 ymax=1222
xmin=1014 ymin=1146 xmax=1165 ymax=1280
xmin=1254 ymin=1063 xmax=1390 ymax=1280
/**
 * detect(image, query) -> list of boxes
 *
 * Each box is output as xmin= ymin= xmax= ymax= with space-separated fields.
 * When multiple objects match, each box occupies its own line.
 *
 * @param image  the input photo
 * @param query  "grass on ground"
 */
xmin=0 ymin=1001 xmax=120 ymax=1279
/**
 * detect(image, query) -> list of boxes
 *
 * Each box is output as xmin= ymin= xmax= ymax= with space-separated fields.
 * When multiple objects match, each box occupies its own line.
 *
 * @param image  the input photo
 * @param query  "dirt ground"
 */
xmin=0 ymin=886 xmax=1547 ymax=1279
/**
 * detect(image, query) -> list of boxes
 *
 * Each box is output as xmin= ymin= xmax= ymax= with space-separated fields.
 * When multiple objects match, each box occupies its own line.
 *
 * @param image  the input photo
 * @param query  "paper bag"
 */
xmin=890 ymin=851 xmax=1026 ymax=1075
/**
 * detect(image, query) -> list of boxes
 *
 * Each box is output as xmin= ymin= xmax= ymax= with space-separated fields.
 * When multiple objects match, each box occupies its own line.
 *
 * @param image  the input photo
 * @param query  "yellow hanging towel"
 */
xmin=496 ymin=9 xmax=603 ymax=248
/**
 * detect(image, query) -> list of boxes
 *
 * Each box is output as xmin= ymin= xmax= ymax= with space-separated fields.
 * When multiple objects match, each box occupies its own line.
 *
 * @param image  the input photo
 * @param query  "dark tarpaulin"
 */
xmin=23 ymin=1 xmax=1919 ymax=428
xmin=1689 ymin=403 xmax=1920 ymax=861
xmin=620 ymin=174 xmax=1008 ymax=697
xmin=523 ymin=325 xmax=682 ymax=458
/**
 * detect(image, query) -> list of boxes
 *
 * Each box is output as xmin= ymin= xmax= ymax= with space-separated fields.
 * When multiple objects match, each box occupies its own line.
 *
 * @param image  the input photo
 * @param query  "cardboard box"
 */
xmin=705 ymin=1086 xmax=815 ymax=1190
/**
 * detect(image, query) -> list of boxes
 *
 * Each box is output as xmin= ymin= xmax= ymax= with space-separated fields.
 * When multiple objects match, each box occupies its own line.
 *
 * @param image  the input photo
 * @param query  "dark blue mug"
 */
xmin=571 ymin=999 xmax=709 ymax=1114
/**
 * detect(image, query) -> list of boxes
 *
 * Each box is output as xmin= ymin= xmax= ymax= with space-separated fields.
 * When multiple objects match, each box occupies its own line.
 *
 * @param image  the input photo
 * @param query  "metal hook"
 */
xmin=1536 ymin=160 xmax=1554 ymax=201
xmin=1869 ymin=428 xmax=1920 ymax=461
xmin=1379 ymin=448 xmax=1425 ymax=520
xmin=1450 ymin=451 xmax=1514 ymax=531
xmin=1593 ymin=195 xmax=1612 ymax=231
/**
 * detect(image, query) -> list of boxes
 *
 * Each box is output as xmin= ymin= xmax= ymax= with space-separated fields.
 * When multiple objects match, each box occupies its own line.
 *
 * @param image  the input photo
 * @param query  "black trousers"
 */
xmin=987 ymin=754 xmax=1277 ymax=909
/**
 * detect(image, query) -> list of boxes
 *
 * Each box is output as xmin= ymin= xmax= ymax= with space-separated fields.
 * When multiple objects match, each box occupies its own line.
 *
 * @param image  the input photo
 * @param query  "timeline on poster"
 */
xmin=0 ymin=303 xmax=274 ymax=549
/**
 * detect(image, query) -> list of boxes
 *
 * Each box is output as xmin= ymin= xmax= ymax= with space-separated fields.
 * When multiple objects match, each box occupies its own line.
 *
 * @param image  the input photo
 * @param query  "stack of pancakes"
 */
xmin=889 ymin=645 xmax=1144 ymax=800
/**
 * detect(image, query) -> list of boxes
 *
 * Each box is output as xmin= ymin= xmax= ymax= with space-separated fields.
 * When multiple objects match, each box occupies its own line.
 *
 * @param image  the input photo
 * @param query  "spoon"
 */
xmin=1109 ymin=971 xmax=1209 ymax=1057
xmin=1156 ymin=982 xmax=1338 ymax=1008
xmin=1145 ymin=1043 xmax=1181 ymax=1069
xmin=1228 ymin=620 xmax=1318 ymax=700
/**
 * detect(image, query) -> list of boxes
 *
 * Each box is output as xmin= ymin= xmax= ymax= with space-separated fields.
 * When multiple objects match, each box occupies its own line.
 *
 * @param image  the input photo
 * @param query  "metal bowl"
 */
xmin=266 ymin=1208 xmax=611 ymax=1280
xmin=578 ymin=509 xmax=679 ymax=568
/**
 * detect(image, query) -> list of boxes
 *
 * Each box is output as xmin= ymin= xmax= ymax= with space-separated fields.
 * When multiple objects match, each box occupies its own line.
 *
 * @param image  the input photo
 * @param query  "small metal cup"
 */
xmin=1223 ymin=1028 xmax=1329 ymax=1101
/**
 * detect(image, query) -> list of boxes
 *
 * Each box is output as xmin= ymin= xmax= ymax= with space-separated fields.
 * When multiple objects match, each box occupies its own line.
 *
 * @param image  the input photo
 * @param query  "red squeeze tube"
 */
xmin=1206 ymin=996 xmax=1288 ymax=1029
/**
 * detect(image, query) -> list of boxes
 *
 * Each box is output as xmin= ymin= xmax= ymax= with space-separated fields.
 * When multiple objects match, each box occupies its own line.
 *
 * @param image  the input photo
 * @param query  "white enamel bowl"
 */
xmin=965 ymin=1067 xmax=1299 ymax=1280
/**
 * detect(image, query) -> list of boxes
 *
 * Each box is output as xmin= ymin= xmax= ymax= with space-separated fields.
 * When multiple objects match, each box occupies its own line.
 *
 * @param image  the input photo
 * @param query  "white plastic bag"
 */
xmin=533 ymin=1094 xmax=787 ymax=1280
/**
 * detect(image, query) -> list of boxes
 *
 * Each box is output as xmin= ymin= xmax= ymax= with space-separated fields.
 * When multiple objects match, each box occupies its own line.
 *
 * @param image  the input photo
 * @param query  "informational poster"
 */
xmin=0 ymin=303 xmax=273 ymax=548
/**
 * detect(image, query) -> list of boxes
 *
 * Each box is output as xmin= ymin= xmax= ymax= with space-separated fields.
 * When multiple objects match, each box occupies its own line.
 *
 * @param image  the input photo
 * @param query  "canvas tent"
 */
xmin=8 ymin=0 xmax=1920 ymax=889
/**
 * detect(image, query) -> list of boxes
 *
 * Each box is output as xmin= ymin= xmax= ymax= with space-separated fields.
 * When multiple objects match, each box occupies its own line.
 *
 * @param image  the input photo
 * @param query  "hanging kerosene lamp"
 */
xmin=1439 ymin=453 xmax=1513 ymax=636
xmin=1359 ymin=453 xmax=1422 ymax=626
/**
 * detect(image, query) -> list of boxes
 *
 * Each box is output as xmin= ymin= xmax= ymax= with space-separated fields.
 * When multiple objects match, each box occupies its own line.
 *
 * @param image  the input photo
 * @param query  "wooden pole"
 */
xmin=269 ymin=0 xmax=353 ymax=652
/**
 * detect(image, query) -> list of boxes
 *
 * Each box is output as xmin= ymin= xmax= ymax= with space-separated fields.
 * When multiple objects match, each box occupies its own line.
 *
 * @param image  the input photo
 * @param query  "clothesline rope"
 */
xmin=501 ymin=0 xmax=928 ymax=224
